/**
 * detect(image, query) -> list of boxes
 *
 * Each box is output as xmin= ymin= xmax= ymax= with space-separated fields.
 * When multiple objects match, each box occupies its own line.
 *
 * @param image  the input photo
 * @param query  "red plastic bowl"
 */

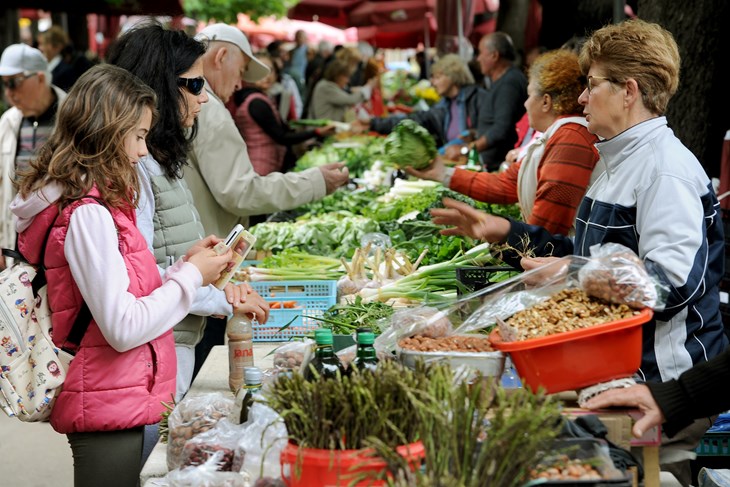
xmin=489 ymin=308 xmax=653 ymax=394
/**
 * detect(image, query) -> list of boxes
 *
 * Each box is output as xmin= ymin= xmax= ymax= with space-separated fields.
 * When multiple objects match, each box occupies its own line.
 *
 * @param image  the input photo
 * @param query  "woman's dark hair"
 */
xmin=107 ymin=22 xmax=206 ymax=179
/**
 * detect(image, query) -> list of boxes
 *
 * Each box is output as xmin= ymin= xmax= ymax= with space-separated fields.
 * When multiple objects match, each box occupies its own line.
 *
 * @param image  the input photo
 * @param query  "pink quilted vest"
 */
xmin=235 ymin=91 xmax=286 ymax=175
xmin=18 ymin=191 xmax=176 ymax=434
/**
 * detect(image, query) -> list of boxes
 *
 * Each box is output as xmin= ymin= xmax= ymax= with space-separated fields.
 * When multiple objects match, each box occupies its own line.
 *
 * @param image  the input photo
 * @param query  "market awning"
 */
xmin=287 ymin=0 xmax=363 ymax=28
xmin=6 ymin=0 xmax=184 ymax=16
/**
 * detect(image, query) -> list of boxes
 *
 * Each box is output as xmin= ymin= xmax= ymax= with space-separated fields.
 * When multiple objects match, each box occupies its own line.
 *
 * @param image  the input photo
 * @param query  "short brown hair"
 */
xmin=39 ymin=26 xmax=69 ymax=48
xmin=529 ymin=49 xmax=584 ymax=116
xmin=323 ymin=59 xmax=352 ymax=82
xmin=578 ymin=19 xmax=680 ymax=115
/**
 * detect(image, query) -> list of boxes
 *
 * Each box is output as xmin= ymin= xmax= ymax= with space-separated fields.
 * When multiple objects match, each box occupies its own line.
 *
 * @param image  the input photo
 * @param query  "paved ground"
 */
xmin=0 ymin=412 xmax=74 ymax=486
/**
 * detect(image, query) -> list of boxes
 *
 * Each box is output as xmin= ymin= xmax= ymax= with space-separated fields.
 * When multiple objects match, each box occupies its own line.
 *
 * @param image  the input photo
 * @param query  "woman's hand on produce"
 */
xmin=315 ymin=124 xmax=336 ymax=138
xmin=444 ymin=143 xmax=466 ymax=161
xmin=584 ymin=384 xmax=664 ymax=438
xmin=405 ymin=156 xmax=446 ymax=182
xmin=188 ymin=248 xmax=232 ymax=286
xmin=233 ymin=291 xmax=270 ymax=324
xmin=320 ymin=162 xmax=350 ymax=193
xmin=185 ymin=235 xmax=223 ymax=261
xmin=350 ymin=119 xmax=370 ymax=134
xmin=431 ymin=197 xmax=511 ymax=242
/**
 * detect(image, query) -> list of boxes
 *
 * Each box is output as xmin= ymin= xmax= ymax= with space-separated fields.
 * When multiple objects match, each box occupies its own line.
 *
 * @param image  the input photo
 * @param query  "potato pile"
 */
xmin=503 ymin=288 xmax=639 ymax=340
xmin=398 ymin=335 xmax=495 ymax=353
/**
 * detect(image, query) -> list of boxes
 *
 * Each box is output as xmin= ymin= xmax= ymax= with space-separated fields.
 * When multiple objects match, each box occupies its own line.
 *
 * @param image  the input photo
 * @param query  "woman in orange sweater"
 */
xmin=409 ymin=49 xmax=600 ymax=236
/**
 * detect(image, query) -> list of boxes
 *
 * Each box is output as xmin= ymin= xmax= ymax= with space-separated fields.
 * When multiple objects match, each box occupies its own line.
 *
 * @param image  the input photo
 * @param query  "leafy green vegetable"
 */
xmin=290 ymin=118 xmax=332 ymax=127
xmin=383 ymin=119 xmax=437 ymax=170
xmin=315 ymin=296 xmax=394 ymax=334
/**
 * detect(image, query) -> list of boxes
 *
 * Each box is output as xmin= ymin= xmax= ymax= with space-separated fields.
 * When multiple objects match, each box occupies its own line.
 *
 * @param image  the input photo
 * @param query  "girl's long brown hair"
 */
xmin=17 ymin=64 xmax=157 ymax=209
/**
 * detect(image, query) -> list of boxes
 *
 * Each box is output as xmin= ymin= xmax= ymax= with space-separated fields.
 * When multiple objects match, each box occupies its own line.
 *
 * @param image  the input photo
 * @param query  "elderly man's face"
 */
xmin=216 ymin=47 xmax=248 ymax=104
xmin=477 ymin=38 xmax=497 ymax=77
xmin=2 ymin=72 xmax=48 ymax=117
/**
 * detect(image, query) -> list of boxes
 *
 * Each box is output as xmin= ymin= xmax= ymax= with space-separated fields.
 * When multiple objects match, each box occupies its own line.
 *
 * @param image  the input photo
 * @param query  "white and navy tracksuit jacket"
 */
xmin=504 ymin=116 xmax=729 ymax=384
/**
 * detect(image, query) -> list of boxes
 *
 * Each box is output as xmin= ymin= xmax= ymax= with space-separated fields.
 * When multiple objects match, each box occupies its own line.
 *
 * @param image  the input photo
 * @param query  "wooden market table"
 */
xmin=140 ymin=343 xmax=281 ymax=486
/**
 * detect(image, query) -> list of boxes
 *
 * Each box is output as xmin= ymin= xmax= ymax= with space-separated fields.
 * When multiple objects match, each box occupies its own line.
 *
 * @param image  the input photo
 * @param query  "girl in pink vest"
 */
xmin=11 ymin=64 xmax=232 ymax=487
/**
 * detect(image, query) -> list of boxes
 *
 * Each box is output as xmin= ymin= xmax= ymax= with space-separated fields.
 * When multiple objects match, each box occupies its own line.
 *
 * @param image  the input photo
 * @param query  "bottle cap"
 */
xmin=356 ymin=327 xmax=372 ymax=334
xmin=314 ymin=328 xmax=333 ymax=345
xmin=357 ymin=331 xmax=375 ymax=345
xmin=244 ymin=367 xmax=262 ymax=384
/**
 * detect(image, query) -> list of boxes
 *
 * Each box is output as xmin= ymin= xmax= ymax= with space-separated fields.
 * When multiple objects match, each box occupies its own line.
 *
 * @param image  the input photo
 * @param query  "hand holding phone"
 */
xmin=213 ymin=224 xmax=257 ymax=290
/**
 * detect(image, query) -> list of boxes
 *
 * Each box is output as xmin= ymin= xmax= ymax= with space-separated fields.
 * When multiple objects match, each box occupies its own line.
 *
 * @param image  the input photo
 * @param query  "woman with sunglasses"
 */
xmin=430 ymin=20 xmax=726 ymax=485
xmin=107 ymin=23 xmax=269 ymax=403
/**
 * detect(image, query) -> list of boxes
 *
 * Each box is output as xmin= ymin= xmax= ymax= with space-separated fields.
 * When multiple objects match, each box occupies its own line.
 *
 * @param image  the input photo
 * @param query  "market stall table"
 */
xmin=140 ymin=343 xmax=281 ymax=486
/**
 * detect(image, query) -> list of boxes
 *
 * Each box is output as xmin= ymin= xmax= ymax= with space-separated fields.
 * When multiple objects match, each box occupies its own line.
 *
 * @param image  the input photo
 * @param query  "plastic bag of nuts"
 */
xmin=166 ymin=450 xmax=249 ymax=487
xmin=578 ymin=243 xmax=666 ymax=310
xmin=272 ymin=339 xmax=314 ymax=374
xmin=181 ymin=419 xmax=246 ymax=471
xmin=167 ymin=393 xmax=234 ymax=471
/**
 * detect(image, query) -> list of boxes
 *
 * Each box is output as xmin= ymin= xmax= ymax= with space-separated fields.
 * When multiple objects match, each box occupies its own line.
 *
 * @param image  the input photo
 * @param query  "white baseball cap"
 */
xmin=195 ymin=24 xmax=270 ymax=83
xmin=0 ymin=44 xmax=48 ymax=76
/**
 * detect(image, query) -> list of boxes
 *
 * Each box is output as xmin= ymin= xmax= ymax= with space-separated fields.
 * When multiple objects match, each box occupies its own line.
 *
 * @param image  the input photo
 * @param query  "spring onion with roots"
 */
xmin=355 ymin=245 xmax=493 ymax=304
xmin=241 ymin=250 xmax=344 ymax=281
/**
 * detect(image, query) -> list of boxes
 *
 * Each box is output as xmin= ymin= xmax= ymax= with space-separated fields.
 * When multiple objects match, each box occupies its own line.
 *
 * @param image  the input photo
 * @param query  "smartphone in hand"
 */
xmin=213 ymin=224 xmax=256 ymax=290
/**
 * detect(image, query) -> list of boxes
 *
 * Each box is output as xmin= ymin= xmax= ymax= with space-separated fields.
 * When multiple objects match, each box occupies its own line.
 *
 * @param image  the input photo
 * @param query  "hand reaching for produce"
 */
xmin=314 ymin=124 xmax=336 ymax=138
xmin=444 ymin=143 xmax=466 ymax=162
xmin=232 ymin=291 xmax=270 ymax=324
xmin=404 ymin=155 xmax=446 ymax=183
xmin=519 ymin=256 xmax=567 ymax=285
xmin=431 ymin=197 xmax=511 ymax=242
xmin=584 ymin=384 xmax=664 ymax=438
xmin=350 ymin=119 xmax=371 ymax=134
xmin=320 ymin=162 xmax=350 ymax=194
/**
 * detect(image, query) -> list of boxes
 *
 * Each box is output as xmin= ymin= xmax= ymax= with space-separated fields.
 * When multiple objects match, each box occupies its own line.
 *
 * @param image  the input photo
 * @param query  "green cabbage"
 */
xmin=383 ymin=119 xmax=437 ymax=170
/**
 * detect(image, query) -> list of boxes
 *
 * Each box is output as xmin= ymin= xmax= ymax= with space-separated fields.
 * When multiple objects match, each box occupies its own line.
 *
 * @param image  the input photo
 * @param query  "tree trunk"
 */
xmin=638 ymin=0 xmax=730 ymax=177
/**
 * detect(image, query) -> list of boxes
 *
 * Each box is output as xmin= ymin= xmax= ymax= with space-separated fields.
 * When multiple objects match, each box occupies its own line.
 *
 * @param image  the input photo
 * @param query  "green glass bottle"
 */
xmin=238 ymin=366 xmax=262 ymax=424
xmin=304 ymin=328 xmax=346 ymax=380
xmin=465 ymin=145 xmax=482 ymax=171
xmin=352 ymin=329 xmax=379 ymax=373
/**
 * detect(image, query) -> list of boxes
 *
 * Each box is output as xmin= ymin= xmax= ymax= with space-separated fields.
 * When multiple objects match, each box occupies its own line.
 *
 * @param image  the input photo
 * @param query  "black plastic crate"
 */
xmin=456 ymin=265 xmax=519 ymax=295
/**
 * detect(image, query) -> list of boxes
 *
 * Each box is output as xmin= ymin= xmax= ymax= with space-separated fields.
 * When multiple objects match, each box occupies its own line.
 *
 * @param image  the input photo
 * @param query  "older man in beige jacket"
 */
xmin=185 ymin=24 xmax=349 ymax=238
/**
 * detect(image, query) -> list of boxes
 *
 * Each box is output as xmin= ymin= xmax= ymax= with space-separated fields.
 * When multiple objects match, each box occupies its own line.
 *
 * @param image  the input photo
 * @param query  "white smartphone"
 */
xmin=213 ymin=224 xmax=257 ymax=290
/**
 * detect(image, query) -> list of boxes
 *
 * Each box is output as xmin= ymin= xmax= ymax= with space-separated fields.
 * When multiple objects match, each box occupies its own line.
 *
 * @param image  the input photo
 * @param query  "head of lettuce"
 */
xmin=384 ymin=119 xmax=437 ymax=170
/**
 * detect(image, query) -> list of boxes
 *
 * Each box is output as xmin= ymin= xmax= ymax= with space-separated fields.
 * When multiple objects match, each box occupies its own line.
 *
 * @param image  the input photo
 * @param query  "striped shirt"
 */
xmin=15 ymin=100 xmax=58 ymax=178
xmin=449 ymin=122 xmax=599 ymax=235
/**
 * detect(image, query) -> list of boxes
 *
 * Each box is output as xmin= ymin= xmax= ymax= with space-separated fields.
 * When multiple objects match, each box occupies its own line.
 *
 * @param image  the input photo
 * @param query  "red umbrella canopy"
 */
xmin=287 ymin=0 xmax=363 ymax=28
xmin=348 ymin=0 xmax=436 ymax=27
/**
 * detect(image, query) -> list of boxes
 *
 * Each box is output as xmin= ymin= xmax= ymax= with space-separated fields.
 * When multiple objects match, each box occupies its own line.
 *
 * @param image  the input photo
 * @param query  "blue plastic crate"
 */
xmin=249 ymin=280 xmax=337 ymax=341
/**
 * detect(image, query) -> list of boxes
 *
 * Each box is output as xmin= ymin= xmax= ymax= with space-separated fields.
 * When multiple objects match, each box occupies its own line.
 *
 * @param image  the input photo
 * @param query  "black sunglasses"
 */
xmin=178 ymin=77 xmax=205 ymax=96
xmin=1 ymin=72 xmax=37 ymax=91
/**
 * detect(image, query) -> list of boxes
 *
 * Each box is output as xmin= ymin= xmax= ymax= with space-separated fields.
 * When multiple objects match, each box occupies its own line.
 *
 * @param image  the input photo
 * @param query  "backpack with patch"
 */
xmin=0 ymin=198 xmax=105 ymax=422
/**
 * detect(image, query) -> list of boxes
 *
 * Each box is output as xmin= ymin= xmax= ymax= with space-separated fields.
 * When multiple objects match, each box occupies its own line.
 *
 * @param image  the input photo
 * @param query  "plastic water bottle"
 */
xmin=227 ymin=314 xmax=254 ymax=392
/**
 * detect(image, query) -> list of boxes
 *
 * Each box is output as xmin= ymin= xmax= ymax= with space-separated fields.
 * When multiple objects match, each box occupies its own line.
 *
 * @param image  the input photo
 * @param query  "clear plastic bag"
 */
xmin=232 ymin=401 xmax=288 ymax=482
xmin=271 ymin=339 xmax=314 ymax=374
xmin=375 ymin=306 xmax=453 ymax=354
xmin=167 ymin=393 xmax=234 ymax=471
xmin=579 ymin=243 xmax=667 ymax=310
xmin=167 ymin=450 xmax=250 ymax=487
xmin=181 ymin=419 xmax=247 ymax=471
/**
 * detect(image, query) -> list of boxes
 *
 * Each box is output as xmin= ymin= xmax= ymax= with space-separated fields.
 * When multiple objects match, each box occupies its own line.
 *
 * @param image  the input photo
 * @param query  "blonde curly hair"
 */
xmin=431 ymin=54 xmax=474 ymax=88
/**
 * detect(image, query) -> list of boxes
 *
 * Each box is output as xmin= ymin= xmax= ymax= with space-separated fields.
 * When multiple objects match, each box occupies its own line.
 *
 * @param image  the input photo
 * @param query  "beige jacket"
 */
xmin=0 ymin=85 xmax=66 ymax=250
xmin=185 ymin=84 xmax=327 ymax=237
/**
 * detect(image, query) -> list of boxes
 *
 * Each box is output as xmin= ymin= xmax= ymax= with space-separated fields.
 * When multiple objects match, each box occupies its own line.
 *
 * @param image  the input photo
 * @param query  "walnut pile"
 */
xmin=398 ymin=335 xmax=495 ymax=352
xmin=503 ymin=288 xmax=639 ymax=340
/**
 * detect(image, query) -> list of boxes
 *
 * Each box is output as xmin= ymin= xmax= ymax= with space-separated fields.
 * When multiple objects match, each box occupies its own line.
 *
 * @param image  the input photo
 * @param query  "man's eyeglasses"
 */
xmin=178 ymin=77 xmax=205 ymax=96
xmin=1 ymin=72 xmax=37 ymax=91
xmin=586 ymin=75 xmax=616 ymax=94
